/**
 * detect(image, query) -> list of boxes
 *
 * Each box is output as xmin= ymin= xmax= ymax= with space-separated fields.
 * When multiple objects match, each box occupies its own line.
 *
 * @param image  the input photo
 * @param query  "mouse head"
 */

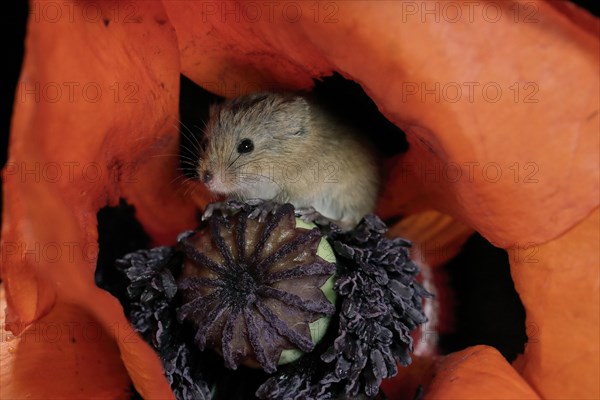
xmin=197 ymin=92 xmax=311 ymax=199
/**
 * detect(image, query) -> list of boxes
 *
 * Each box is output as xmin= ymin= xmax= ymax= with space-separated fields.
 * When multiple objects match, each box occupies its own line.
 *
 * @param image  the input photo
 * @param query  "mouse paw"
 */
xmin=201 ymin=203 xmax=219 ymax=220
xmin=244 ymin=198 xmax=268 ymax=207
xmin=296 ymin=207 xmax=336 ymax=227
xmin=201 ymin=200 xmax=247 ymax=220
xmin=247 ymin=199 xmax=280 ymax=222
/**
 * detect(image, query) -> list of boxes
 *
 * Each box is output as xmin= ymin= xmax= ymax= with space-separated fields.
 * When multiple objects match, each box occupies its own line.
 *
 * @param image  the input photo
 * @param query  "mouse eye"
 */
xmin=237 ymin=138 xmax=254 ymax=154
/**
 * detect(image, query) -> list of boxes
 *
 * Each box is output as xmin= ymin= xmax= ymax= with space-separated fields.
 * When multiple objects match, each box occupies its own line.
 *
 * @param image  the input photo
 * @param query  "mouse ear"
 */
xmin=272 ymin=96 xmax=310 ymax=136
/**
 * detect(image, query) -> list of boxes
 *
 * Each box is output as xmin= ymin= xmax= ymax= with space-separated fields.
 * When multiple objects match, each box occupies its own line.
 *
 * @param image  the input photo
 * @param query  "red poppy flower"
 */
xmin=1 ymin=1 xmax=598 ymax=399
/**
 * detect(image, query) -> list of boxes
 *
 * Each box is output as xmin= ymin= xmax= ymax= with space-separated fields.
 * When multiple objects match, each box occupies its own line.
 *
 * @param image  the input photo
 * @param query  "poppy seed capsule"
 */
xmin=176 ymin=204 xmax=337 ymax=373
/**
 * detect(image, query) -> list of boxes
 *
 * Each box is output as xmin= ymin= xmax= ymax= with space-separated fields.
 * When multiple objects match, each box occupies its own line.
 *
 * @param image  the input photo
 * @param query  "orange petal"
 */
xmin=388 ymin=210 xmax=473 ymax=270
xmin=2 ymin=1 xmax=191 ymax=396
xmin=382 ymin=346 xmax=541 ymax=399
xmin=425 ymin=346 xmax=541 ymax=399
xmin=511 ymin=208 xmax=600 ymax=398
xmin=0 ymin=285 xmax=131 ymax=399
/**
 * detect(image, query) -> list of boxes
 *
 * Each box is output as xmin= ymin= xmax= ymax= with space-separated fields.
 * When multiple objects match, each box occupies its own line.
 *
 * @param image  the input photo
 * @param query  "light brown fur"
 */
xmin=197 ymin=92 xmax=380 ymax=228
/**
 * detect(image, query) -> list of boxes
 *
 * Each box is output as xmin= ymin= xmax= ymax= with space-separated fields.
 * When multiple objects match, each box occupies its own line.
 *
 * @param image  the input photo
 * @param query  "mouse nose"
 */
xmin=202 ymin=170 xmax=213 ymax=183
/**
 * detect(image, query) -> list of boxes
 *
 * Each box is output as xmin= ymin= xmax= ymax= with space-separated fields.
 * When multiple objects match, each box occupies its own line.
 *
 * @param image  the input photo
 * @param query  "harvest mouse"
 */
xmin=196 ymin=92 xmax=380 ymax=229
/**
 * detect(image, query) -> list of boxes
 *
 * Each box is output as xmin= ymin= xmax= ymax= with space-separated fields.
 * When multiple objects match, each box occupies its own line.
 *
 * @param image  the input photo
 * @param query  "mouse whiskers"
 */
xmin=176 ymin=120 xmax=203 ymax=156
